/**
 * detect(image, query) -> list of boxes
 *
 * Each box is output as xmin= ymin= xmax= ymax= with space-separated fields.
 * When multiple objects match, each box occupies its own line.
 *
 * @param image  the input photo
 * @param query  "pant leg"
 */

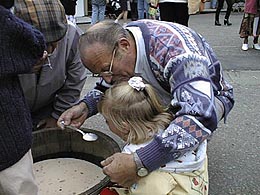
xmin=224 ymin=0 xmax=233 ymax=20
xmin=159 ymin=2 xmax=189 ymax=26
xmin=137 ymin=0 xmax=145 ymax=19
xmin=130 ymin=2 xmax=138 ymax=20
xmin=215 ymin=0 xmax=224 ymax=21
xmin=254 ymin=17 xmax=260 ymax=36
xmin=144 ymin=0 xmax=149 ymax=19
xmin=211 ymin=0 xmax=217 ymax=8
xmin=174 ymin=3 xmax=189 ymax=26
xmin=91 ymin=4 xmax=99 ymax=25
xmin=99 ymin=5 xmax=107 ymax=22
xmin=159 ymin=2 xmax=175 ymax=22
xmin=0 ymin=150 xmax=38 ymax=195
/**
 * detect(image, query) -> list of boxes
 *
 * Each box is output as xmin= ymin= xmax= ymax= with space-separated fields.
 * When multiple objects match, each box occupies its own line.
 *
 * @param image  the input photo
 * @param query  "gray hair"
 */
xmin=79 ymin=21 xmax=129 ymax=51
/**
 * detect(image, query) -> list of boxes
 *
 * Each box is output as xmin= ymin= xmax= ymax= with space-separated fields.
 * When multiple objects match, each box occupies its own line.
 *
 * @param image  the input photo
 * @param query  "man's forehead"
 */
xmin=84 ymin=44 xmax=109 ymax=59
xmin=81 ymin=45 xmax=109 ymax=70
xmin=84 ymin=43 xmax=108 ymax=54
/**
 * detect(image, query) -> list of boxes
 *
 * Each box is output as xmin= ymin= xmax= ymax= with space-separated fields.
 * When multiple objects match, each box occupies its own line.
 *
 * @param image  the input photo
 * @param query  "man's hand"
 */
xmin=31 ymin=51 xmax=48 ymax=73
xmin=101 ymin=153 xmax=139 ymax=187
xmin=36 ymin=117 xmax=57 ymax=129
xmin=57 ymin=102 xmax=88 ymax=128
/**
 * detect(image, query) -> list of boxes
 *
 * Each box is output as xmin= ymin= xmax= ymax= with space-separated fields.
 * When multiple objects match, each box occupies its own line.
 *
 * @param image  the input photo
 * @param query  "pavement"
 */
xmin=77 ymin=12 xmax=260 ymax=195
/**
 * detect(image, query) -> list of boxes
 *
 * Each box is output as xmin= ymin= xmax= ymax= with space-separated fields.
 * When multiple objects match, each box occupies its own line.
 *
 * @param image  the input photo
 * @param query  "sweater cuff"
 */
xmin=80 ymin=89 xmax=103 ymax=117
xmin=136 ymin=138 xmax=170 ymax=172
xmin=80 ymin=97 xmax=98 ymax=118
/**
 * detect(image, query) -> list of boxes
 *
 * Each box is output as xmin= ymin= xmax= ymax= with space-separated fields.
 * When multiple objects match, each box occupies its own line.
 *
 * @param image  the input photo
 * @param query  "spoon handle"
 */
xmin=65 ymin=125 xmax=84 ymax=136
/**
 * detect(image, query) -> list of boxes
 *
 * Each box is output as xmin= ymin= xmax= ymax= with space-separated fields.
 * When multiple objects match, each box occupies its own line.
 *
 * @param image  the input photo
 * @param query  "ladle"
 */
xmin=60 ymin=121 xmax=98 ymax=141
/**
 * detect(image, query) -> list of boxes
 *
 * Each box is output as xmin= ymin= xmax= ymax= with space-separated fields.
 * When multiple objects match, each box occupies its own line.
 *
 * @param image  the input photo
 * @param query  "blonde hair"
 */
xmin=98 ymin=80 xmax=174 ymax=145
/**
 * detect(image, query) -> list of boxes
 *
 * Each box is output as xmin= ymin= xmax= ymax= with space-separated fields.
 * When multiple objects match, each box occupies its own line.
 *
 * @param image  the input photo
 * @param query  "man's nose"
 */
xmin=102 ymin=75 xmax=113 ymax=84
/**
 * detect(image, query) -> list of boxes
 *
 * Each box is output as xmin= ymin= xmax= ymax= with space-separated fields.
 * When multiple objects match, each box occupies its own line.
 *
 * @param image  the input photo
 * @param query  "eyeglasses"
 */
xmin=98 ymin=47 xmax=117 ymax=77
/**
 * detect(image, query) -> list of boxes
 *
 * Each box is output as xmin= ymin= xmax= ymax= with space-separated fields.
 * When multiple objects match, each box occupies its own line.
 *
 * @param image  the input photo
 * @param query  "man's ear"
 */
xmin=118 ymin=38 xmax=131 ymax=52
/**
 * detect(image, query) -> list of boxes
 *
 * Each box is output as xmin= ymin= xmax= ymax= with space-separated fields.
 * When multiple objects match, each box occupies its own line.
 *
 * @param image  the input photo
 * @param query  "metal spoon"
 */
xmin=60 ymin=121 xmax=98 ymax=141
xmin=65 ymin=125 xmax=98 ymax=141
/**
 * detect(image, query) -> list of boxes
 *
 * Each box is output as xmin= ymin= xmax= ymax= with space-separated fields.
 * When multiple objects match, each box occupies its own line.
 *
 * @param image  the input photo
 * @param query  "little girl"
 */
xmin=99 ymin=77 xmax=208 ymax=195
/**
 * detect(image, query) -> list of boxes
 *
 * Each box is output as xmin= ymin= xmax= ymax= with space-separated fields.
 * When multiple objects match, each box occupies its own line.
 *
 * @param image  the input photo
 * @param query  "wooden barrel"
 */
xmin=32 ymin=128 xmax=121 ymax=195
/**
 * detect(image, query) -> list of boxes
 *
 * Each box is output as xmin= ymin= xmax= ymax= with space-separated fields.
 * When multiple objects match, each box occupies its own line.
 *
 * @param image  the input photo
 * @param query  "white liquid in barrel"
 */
xmin=33 ymin=158 xmax=106 ymax=195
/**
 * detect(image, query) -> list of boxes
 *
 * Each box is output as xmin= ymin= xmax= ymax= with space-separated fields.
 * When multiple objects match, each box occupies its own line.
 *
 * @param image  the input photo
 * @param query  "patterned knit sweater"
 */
xmin=82 ymin=20 xmax=234 ymax=172
xmin=0 ymin=6 xmax=46 ymax=171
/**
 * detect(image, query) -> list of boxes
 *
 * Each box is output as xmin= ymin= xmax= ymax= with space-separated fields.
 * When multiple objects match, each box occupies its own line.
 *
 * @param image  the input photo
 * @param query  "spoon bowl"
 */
xmin=65 ymin=125 xmax=98 ymax=141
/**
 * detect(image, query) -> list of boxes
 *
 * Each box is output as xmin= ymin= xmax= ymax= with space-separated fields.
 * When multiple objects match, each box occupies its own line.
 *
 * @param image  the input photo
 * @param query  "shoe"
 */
xmin=215 ymin=21 xmax=221 ymax=26
xmin=114 ymin=19 xmax=118 ymax=23
xmin=241 ymin=44 xmax=248 ymax=51
xmin=253 ymin=43 xmax=260 ymax=50
xmin=224 ymin=19 xmax=232 ymax=26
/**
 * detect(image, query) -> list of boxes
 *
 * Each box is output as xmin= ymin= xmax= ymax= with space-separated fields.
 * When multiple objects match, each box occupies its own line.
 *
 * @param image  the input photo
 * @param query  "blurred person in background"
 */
xmin=137 ymin=0 xmax=149 ymax=19
xmin=130 ymin=0 xmax=138 ymax=20
xmin=91 ymin=0 xmax=108 ymax=25
xmin=158 ymin=0 xmax=202 ymax=26
xmin=239 ymin=0 xmax=260 ymax=50
xmin=211 ymin=0 xmax=217 ymax=8
xmin=159 ymin=0 xmax=189 ymax=26
xmin=214 ymin=0 xmax=234 ymax=26
xmin=114 ymin=0 xmax=129 ymax=25
xmin=60 ymin=0 xmax=78 ymax=24
xmin=149 ymin=0 xmax=158 ymax=20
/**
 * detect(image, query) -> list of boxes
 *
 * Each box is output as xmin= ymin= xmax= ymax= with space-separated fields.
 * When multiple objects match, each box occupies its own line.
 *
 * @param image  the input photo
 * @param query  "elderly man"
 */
xmin=14 ymin=0 xmax=87 ymax=130
xmin=58 ymin=20 xmax=234 ymax=187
